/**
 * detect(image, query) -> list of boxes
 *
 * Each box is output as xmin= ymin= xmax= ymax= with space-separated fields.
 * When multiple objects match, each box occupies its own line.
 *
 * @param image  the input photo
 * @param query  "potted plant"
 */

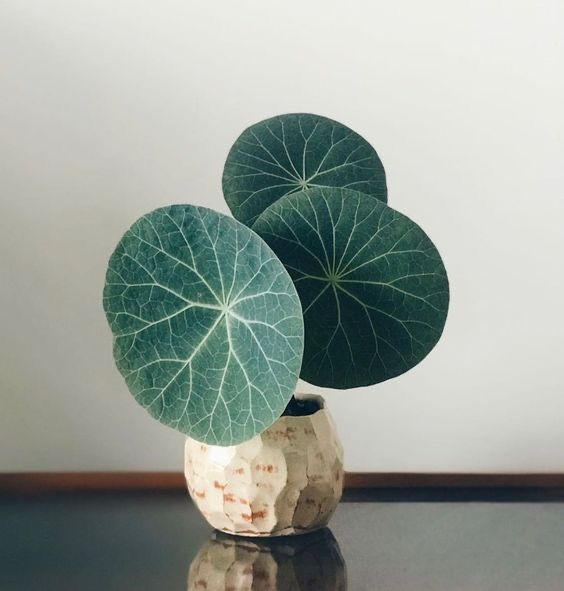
xmin=103 ymin=113 xmax=449 ymax=537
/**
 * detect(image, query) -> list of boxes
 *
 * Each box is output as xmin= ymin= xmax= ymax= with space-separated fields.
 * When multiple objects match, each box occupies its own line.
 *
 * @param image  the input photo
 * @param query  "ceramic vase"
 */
xmin=184 ymin=394 xmax=344 ymax=536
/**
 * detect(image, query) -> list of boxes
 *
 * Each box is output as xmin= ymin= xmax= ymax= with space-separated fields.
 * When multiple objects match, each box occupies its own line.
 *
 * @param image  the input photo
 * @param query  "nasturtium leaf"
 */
xmin=253 ymin=187 xmax=449 ymax=389
xmin=222 ymin=113 xmax=387 ymax=227
xmin=103 ymin=205 xmax=304 ymax=445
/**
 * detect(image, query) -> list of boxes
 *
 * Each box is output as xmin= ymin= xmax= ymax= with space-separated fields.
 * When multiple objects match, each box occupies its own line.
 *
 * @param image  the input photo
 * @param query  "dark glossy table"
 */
xmin=2 ymin=489 xmax=564 ymax=590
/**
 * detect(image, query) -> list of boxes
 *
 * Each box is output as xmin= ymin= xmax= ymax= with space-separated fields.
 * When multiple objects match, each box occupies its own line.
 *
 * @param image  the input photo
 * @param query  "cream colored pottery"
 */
xmin=184 ymin=394 xmax=344 ymax=536
xmin=187 ymin=528 xmax=347 ymax=590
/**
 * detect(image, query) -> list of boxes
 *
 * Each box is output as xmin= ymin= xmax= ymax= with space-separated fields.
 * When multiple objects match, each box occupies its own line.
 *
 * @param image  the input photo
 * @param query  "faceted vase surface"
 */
xmin=184 ymin=394 xmax=344 ymax=536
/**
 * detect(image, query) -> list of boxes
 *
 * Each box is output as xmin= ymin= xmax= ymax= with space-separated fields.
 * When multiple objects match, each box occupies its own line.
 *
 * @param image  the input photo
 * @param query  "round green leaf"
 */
xmin=253 ymin=188 xmax=449 ymax=389
xmin=103 ymin=205 xmax=304 ymax=445
xmin=223 ymin=113 xmax=387 ymax=227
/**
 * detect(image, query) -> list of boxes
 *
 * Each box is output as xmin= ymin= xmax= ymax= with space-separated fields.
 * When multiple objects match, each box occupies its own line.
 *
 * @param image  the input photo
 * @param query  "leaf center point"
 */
xmin=327 ymin=272 xmax=340 ymax=286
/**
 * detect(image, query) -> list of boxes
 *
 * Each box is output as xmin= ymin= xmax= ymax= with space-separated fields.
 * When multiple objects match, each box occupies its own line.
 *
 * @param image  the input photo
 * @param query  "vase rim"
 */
xmin=294 ymin=392 xmax=325 ymax=411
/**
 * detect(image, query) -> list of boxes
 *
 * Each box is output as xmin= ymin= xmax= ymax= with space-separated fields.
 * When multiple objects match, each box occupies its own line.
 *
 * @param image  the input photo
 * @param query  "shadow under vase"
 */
xmin=187 ymin=527 xmax=347 ymax=591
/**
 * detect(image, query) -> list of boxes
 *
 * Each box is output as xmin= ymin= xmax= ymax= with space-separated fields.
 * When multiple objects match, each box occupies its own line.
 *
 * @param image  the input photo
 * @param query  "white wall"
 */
xmin=1 ymin=0 xmax=563 ymax=473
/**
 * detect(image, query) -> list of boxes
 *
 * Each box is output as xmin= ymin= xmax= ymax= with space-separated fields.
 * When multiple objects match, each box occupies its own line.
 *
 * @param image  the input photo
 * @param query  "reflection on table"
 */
xmin=187 ymin=527 xmax=347 ymax=591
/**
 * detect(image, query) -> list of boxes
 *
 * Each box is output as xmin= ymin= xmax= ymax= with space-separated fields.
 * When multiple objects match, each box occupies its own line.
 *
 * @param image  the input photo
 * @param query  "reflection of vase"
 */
xmin=187 ymin=528 xmax=347 ymax=591
xmin=184 ymin=394 xmax=344 ymax=536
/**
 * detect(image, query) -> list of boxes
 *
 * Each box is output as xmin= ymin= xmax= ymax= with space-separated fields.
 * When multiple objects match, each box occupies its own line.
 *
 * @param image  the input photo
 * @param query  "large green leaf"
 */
xmin=223 ymin=113 xmax=387 ymax=227
xmin=253 ymin=188 xmax=449 ymax=389
xmin=103 ymin=205 xmax=304 ymax=445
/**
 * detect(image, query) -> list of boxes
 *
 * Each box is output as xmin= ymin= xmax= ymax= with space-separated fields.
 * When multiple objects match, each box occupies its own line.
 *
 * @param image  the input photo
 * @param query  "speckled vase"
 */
xmin=184 ymin=394 xmax=344 ymax=537
xmin=187 ymin=528 xmax=347 ymax=590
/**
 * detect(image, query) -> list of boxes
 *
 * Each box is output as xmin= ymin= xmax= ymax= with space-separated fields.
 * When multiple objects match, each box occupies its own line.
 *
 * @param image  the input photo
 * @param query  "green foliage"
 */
xmin=103 ymin=113 xmax=449 ymax=444
xmin=253 ymin=187 xmax=449 ymax=388
xmin=103 ymin=205 xmax=304 ymax=445
xmin=222 ymin=113 xmax=387 ymax=227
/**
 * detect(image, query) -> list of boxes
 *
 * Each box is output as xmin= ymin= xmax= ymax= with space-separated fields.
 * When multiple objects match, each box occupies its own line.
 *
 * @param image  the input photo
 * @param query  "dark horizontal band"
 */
xmin=2 ymin=472 xmax=564 ymax=495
